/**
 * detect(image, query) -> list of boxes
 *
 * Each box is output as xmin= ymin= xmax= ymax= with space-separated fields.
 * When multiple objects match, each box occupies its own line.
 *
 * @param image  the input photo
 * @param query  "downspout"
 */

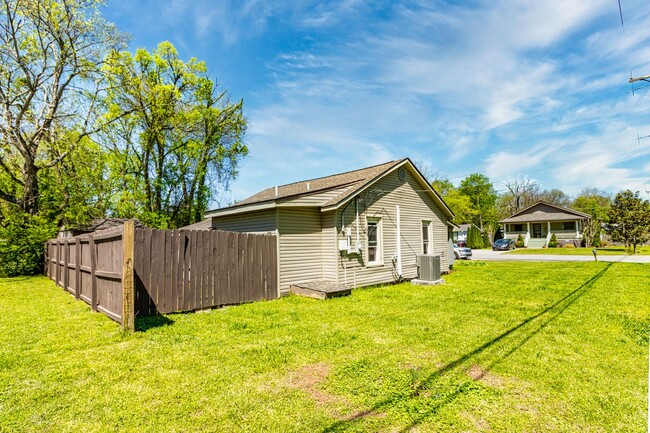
xmin=396 ymin=205 xmax=402 ymax=277
xmin=355 ymin=197 xmax=360 ymax=254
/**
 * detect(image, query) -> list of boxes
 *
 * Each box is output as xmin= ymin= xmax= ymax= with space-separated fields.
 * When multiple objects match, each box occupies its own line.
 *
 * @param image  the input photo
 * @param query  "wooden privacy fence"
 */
xmin=45 ymin=221 xmax=278 ymax=330
xmin=46 ymin=226 xmax=126 ymax=324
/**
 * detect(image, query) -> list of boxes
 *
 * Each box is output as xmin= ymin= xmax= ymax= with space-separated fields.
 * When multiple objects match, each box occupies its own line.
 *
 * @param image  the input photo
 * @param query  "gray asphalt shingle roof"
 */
xmin=499 ymin=201 xmax=591 ymax=223
xmin=212 ymin=159 xmax=406 ymax=210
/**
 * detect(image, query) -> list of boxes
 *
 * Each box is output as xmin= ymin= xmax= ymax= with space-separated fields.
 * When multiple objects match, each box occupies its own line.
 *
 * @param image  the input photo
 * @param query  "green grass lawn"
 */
xmin=506 ymin=246 xmax=650 ymax=255
xmin=1 ymin=262 xmax=648 ymax=432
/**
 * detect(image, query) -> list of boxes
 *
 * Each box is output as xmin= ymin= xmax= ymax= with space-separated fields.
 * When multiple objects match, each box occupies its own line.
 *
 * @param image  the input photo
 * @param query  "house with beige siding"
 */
xmin=204 ymin=159 xmax=455 ymax=296
xmin=499 ymin=201 xmax=591 ymax=248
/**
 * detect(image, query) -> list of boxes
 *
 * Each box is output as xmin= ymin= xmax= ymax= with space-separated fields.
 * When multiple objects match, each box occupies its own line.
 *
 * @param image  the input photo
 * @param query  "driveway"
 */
xmin=470 ymin=249 xmax=650 ymax=264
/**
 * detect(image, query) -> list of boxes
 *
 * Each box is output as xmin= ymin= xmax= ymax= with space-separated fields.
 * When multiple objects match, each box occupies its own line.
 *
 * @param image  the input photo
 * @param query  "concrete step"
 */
xmin=527 ymin=238 xmax=547 ymax=248
xmin=290 ymin=280 xmax=351 ymax=299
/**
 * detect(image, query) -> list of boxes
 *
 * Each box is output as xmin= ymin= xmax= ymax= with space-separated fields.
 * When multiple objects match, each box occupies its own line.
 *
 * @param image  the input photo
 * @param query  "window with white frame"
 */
xmin=422 ymin=221 xmax=432 ymax=254
xmin=367 ymin=217 xmax=382 ymax=265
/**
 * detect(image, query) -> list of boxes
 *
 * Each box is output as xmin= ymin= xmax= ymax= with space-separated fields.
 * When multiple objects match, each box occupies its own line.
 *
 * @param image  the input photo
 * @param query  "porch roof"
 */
xmin=500 ymin=213 xmax=585 ymax=223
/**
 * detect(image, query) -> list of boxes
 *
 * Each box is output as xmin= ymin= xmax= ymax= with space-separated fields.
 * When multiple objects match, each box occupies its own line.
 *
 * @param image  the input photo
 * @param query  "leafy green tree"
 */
xmin=573 ymin=188 xmax=611 ymax=248
xmin=103 ymin=42 xmax=248 ymax=228
xmin=0 ymin=0 xmax=122 ymax=274
xmin=431 ymin=177 xmax=474 ymax=223
xmin=572 ymin=188 xmax=611 ymax=221
xmin=0 ymin=211 xmax=57 ymax=276
xmin=0 ymin=0 xmax=123 ymax=215
xmin=537 ymin=189 xmax=571 ymax=207
xmin=0 ymin=134 xmax=110 ymax=275
xmin=607 ymin=190 xmax=650 ymax=254
xmin=38 ymin=134 xmax=111 ymax=227
xmin=431 ymin=178 xmax=454 ymax=197
xmin=548 ymin=233 xmax=558 ymax=248
xmin=458 ymin=173 xmax=497 ymax=230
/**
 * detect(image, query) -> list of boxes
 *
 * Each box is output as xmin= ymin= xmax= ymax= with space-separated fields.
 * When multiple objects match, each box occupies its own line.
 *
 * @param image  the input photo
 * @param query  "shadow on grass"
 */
xmin=321 ymin=263 xmax=613 ymax=433
xmin=135 ymin=315 xmax=174 ymax=331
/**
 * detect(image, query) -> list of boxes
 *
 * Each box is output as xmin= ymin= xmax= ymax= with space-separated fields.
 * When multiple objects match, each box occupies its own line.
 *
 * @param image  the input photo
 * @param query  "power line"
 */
xmin=618 ymin=0 xmax=650 ymax=195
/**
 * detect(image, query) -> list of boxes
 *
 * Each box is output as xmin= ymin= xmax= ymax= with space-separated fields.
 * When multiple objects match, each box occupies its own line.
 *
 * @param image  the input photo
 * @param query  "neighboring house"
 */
xmin=57 ymin=218 xmax=144 ymax=238
xmin=181 ymin=218 xmax=213 ymax=231
xmin=499 ymin=201 xmax=591 ymax=248
xmin=452 ymin=223 xmax=482 ymax=244
xmin=205 ymin=158 xmax=456 ymax=295
xmin=452 ymin=224 xmax=469 ymax=244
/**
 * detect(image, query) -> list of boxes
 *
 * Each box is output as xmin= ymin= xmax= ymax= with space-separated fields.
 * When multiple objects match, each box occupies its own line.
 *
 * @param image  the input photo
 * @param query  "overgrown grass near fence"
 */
xmin=1 ymin=262 xmax=648 ymax=432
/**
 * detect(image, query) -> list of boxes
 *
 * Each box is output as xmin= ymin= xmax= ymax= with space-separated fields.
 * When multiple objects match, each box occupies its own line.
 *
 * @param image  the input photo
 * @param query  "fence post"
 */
xmin=74 ymin=239 xmax=81 ymax=300
xmin=122 ymin=220 xmax=135 ymax=331
xmin=89 ymin=235 xmax=97 ymax=312
xmin=55 ymin=240 xmax=61 ymax=285
xmin=63 ymin=239 xmax=69 ymax=292
xmin=44 ymin=241 xmax=49 ymax=277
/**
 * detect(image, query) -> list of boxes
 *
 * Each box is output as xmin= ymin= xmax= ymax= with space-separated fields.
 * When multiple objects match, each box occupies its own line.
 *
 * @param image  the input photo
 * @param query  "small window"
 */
xmin=513 ymin=224 xmax=524 ymax=232
xmin=563 ymin=221 xmax=576 ymax=230
xmin=367 ymin=218 xmax=382 ymax=265
xmin=422 ymin=221 xmax=432 ymax=254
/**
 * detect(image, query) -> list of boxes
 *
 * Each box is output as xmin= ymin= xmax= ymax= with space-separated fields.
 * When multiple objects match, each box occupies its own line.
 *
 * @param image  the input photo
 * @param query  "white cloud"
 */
xmin=107 ymin=0 xmax=650 ymax=200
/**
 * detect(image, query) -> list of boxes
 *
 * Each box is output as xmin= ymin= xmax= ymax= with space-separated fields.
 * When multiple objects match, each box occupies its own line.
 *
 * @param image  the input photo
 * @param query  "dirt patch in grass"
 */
xmin=287 ymin=363 xmax=386 ymax=421
xmin=468 ymin=365 xmax=505 ymax=388
xmin=287 ymin=363 xmax=339 ymax=407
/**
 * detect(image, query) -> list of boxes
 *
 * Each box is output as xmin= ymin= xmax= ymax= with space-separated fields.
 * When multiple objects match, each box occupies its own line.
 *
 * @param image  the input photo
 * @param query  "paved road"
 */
xmin=470 ymin=249 xmax=650 ymax=263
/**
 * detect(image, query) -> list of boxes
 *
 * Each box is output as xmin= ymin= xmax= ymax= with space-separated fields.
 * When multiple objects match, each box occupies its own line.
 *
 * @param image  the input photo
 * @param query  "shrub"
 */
xmin=548 ymin=233 xmax=558 ymax=248
xmin=0 ymin=213 xmax=58 ymax=276
xmin=564 ymin=243 xmax=574 ymax=248
xmin=515 ymin=234 xmax=525 ymax=248
xmin=466 ymin=225 xmax=485 ymax=249
xmin=481 ymin=230 xmax=490 ymax=248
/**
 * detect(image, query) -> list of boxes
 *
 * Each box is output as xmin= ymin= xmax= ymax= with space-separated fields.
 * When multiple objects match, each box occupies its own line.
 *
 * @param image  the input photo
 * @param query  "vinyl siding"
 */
xmin=336 ymin=167 xmax=449 ymax=288
xmin=211 ymin=210 xmax=276 ymax=234
xmin=278 ymin=207 xmax=323 ymax=295
xmin=321 ymin=210 xmax=338 ymax=281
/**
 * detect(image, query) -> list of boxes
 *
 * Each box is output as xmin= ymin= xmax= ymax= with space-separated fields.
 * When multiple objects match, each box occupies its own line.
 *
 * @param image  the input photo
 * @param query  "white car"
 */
xmin=453 ymin=243 xmax=472 ymax=259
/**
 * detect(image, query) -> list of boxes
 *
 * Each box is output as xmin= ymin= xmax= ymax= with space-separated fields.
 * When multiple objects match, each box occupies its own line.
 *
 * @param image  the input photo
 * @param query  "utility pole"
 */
xmin=628 ymin=73 xmax=650 ymax=195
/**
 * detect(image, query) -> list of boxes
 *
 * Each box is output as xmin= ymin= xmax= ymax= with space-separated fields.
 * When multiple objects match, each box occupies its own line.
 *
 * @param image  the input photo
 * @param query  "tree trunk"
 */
xmin=22 ymin=157 xmax=39 ymax=215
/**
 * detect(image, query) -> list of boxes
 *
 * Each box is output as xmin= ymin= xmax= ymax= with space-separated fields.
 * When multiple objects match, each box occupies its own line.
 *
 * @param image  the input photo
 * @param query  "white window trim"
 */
xmin=421 ymin=220 xmax=433 ymax=255
xmin=366 ymin=217 xmax=383 ymax=266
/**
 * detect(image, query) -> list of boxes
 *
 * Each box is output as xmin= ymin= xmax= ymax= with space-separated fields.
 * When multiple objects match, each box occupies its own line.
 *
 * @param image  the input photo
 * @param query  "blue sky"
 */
xmin=104 ymin=0 xmax=650 ymax=205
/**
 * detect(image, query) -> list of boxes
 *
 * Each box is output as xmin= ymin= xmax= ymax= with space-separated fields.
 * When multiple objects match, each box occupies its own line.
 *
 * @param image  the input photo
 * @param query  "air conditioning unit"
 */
xmin=416 ymin=254 xmax=441 ymax=281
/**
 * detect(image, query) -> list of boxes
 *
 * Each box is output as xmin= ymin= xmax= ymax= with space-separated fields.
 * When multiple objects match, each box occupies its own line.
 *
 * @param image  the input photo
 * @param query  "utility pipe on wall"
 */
xmin=396 ymin=205 xmax=402 ymax=277
xmin=355 ymin=197 xmax=361 ymax=253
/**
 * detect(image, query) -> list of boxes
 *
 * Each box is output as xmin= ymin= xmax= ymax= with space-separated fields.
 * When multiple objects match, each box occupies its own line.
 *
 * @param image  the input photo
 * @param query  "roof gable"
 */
xmin=320 ymin=159 xmax=454 ymax=218
xmin=499 ymin=201 xmax=591 ymax=223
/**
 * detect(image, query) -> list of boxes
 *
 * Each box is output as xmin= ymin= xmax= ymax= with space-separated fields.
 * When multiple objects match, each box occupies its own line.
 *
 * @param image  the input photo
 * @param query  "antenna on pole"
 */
xmin=629 ymin=74 xmax=650 ymax=83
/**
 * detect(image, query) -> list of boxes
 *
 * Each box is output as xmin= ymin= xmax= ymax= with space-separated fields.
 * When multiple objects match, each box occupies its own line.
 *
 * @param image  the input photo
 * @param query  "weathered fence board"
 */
xmin=132 ymin=228 xmax=278 ymax=315
xmin=46 ymin=227 xmax=124 ymax=325
xmin=46 ymin=224 xmax=278 ymax=329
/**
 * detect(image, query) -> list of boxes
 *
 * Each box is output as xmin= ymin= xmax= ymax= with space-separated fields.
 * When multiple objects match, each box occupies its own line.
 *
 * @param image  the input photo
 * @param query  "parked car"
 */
xmin=492 ymin=238 xmax=515 ymax=251
xmin=453 ymin=243 xmax=472 ymax=259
